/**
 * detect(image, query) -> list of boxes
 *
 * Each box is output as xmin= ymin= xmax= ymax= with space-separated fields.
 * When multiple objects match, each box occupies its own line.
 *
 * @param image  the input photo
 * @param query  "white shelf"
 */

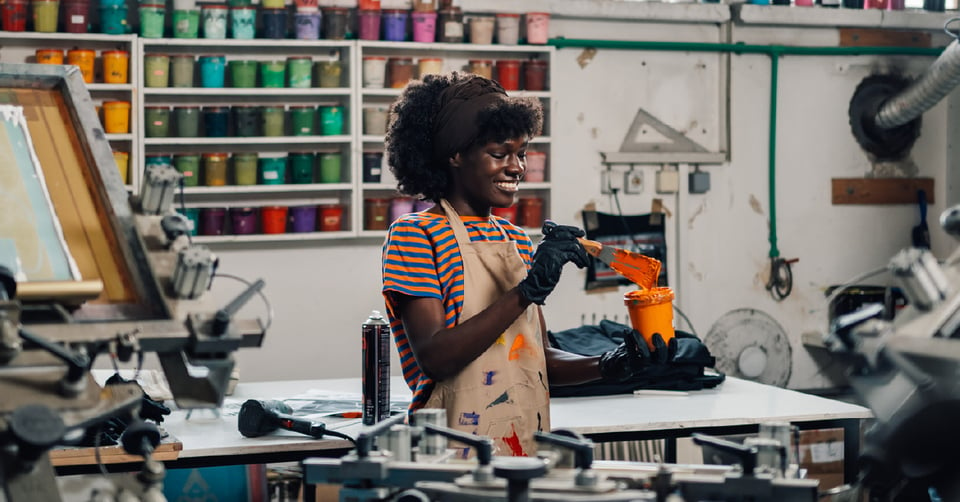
xmin=192 ymin=231 xmax=354 ymax=243
xmin=358 ymin=40 xmax=554 ymax=54
xmin=106 ymin=133 xmax=134 ymax=141
xmin=360 ymin=88 xmax=548 ymax=99
xmin=0 ymin=32 xmax=136 ymax=43
xmin=141 ymin=38 xmax=353 ymax=48
xmin=144 ymin=136 xmax=352 ymax=146
xmin=144 ymin=88 xmax=350 ymax=97
xmin=182 ymin=184 xmax=352 ymax=195
xmin=734 ymin=4 xmax=958 ymax=29
xmin=88 ymin=83 xmax=135 ymax=92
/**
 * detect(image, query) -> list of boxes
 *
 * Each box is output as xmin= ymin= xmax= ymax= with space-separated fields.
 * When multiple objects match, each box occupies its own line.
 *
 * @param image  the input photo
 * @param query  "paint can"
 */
xmin=624 ymin=287 xmax=675 ymax=351
xmin=318 ymin=204 xmax=343 ymax=231
xmin=362 ymin=310 xmax=391 ymax=425
xmin=230 ymin=207 xmax=258 ymax=234
xmin=260 ymin=206 xmax=288 ymax=233
xmin=289 ymin=205 xmax=317 ymax=232
xmin=517 ymin=196 xmax=543 ymax=228
xmin=524 ymin=151 xmax=546 ymax=182
xmin=358 ymin=8 xmax=380 ymax=40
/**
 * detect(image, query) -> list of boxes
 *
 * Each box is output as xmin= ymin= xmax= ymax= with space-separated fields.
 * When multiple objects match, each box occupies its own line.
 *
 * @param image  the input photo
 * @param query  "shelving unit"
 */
xmin=353 ymin=40 xmax=555 ymax=239
xmin=0 ymin=33 xmax=139 ymax=190
xmin=137 ymin=38 xmax=355 ymax=241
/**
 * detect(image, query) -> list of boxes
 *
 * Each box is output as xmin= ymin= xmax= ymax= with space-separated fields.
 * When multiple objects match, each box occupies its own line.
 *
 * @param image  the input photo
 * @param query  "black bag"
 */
xmin=548 ymin=320 xmax=725 ymax=397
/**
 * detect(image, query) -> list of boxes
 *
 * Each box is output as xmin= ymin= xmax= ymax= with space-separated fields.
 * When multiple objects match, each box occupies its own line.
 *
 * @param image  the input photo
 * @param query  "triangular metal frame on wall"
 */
xmin=602 ymin=107 xmax=727 ymax=165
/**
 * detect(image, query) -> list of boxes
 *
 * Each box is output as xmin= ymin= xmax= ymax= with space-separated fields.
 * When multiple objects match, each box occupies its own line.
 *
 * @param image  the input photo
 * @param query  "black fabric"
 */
xmin=598 ymin=331 xmax=669 ymax=383
xmin=549 ymin=320 xmax=725 ymax=397
xmin=517 ymin=222 xmax=590 ymax=305
xmin=432 ymin=76 xmax=507 ymax=162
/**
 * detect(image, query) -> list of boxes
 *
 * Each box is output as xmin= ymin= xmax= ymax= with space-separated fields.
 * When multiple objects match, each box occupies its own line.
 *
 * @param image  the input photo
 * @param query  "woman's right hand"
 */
xmin=517 ymin=221 xmax=590 ymax=305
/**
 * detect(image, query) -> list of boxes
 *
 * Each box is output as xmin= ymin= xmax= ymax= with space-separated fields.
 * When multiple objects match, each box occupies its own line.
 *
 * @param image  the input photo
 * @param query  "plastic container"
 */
xmin=319 ymin=106 xmax=343 ymax=135
xmin=322 ymin=6 xmax=347 ymax=39
xmin=318 ymin=204 xmax=344 ymax=231
xmin=261 ymin=106 xmax=285 ymax=136
xmin=170 ymin=54 xmax=195 ymax=87
xmin=294 ymin=11 xmax=320 ymax=39
xmin=259 ymin=156 xmax=287 ymax=184
xmin=202 ymin=152 xmax=229 ymax=186
xmin=318 ymin=152 xmax=341 ymax=182
xmin=437 ymin=6 xmax=462 ymax=43
xmin=139 ymin=3 xmax=165 ymax=37
xmin=144 ymin=106 xmax=171 ymax=137
xmin=112 ymin=150 xmax=129 ymax=183
xmin=102 ymin=50 xmax=129 ymax=84
xmin=261 ymin=8 xmax=286 ymax=38
xmin=468 ymin=59 xmax=493 ymax=79
xmin=411 ymin=10 xmax=436 ymax=42
xmin=35 ymin=48 xmax=64 ymax=64
xmin=387 ymin=57 xmax=415 ymax=88
xmin=99 ymin=4 xmax=128 ymax=34
xmin=362 ymin=151 xmax=382 ymax=182
xmin=389 ymin=197 xmax=415 ymax=223
xmin=63 ymin=0 xmax=90 ymax=33
xmin=2 ymin=0 xmax=28 ymax=31
xmin=201 ymin=3 xmax=227 ymax=38
xmin=198 ymin=54 xmax=226 ymax=87
xmin=202 ymin=106 xmax=229 ymax=137
xmin=418 ymin=57 xmax=443 ymax=78
xmin=31 ymin=0 xmax=59 ymax=32
xmin=67 ymin=48 xmax=96 ymax=84
xmin=143 ymin=53 xmax=170 ymax=87
xmin=523 ymin=59 xmax=548 ymax=91
xmin=174 ymin=154 xmax=200 ymax=186
xmin=362 ymin=56 xmax=387 ymax=88
xmin=468 ymin=16 xmax=494 ymax=44
xmin=287 ymin=56 xmax=313 ymax=88
xmin=363 ymin=105 xmax=388 ymax=135
xmin=524 ymin=151 xmax=546 ymax=182
xmin=381 ymin=8 xmax=407 ymax=41
xmin=495 ymin=59 xmax=521 ymax=91
xmin=316 ymin=60 xmax=341 ymax=87
xmin=102 ymin=101 xmax=130 ymax=133
xmin=232 ymin=152 xmax=258 ymax=185
xmin=172 ymin=8 xmax=199 ymax=37
xmin=525 ymin=12 xmax=549 ymax=44
xmin=495 ymin=13 xmax=519 ymax=45
xmin=230 ymin=207 xmax=258 ymax=235
xmin=229 ymin=5 xmax=256 ymax=38
xmin=289 ymin=152 xmax=315 ymax=183
xmin=358 ymin=0 xmax=380 ymax=8
xmin=229 ymin=60 xmax=257 ymax=87
xmin=624 ymin=288 xmax=675 ymax=351
xmin=364 ymin=198 xmax=390 ymax=230
xmin=174 ymin=106 xmax=201 ymax=137
xmin=358 ymin=8 xmax=380 ymax=40
xmin=289 ymin=205 xmax=318 ymax=233
xmin=517 ymin=196 xmax=542 ymax=228
xmin=290 ymin=105 xmax=316 ymax=136
xmin=490 ymin=205 xmax=517 ymax=224
xmin=200 ymin=207 xmax=227 ymax=235
xmin=260 ymin=61 xmax=285 ymax=88
xmin=233 ymin=105 xmax=259 ymax=137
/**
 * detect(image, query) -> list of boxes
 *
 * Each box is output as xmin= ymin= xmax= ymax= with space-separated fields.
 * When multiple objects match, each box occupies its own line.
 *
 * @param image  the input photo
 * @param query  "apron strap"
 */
xmin=439 ymin=199 xmax=510 ymax=244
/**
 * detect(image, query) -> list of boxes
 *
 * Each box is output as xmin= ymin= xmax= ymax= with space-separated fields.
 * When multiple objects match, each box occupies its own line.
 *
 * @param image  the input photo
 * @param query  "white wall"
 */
xmin=215 ymin=6 xmax=957 ymax=389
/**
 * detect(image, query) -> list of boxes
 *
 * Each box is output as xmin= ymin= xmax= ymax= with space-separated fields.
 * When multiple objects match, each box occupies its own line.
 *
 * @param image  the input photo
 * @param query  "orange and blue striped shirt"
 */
xmin=381 ymin=211 xmax=534 ymax=412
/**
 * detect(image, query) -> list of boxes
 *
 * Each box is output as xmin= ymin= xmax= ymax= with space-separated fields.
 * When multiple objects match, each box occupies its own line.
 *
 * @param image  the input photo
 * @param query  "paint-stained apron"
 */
xmin=422 ymin=199 xmax=550 ymax=457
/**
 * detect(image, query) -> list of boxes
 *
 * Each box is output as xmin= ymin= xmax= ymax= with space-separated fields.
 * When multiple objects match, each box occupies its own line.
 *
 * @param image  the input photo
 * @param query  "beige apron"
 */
xmin=422 ymin=199 xmax=550 ymax=457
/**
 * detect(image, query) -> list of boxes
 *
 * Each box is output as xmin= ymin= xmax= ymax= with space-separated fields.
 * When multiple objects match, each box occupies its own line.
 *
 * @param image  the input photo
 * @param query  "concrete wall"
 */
xmin=213 ymin=2 xmax=958 ymax=389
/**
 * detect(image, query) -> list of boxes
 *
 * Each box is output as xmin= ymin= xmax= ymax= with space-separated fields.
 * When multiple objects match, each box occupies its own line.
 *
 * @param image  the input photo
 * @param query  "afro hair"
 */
xmin=384 ymin=71 xmax=543 ymax=203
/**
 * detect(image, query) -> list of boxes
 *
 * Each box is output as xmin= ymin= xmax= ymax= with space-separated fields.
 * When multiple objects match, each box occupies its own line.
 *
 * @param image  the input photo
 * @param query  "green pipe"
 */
xmin=548 ymin=37 xmax=944 ymax=261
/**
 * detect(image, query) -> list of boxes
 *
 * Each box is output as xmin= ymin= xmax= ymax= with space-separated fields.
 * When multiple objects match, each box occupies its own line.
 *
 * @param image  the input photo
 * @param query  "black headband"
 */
xmin=431 ymin=77 xmax=508 ymax=162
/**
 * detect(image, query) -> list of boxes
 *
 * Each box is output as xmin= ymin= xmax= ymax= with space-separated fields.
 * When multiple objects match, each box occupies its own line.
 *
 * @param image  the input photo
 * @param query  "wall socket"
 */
xmin=601 ymin=169 xmax=623 ymax=194
xmin=624 ymin=171 xmax=643 ymax=194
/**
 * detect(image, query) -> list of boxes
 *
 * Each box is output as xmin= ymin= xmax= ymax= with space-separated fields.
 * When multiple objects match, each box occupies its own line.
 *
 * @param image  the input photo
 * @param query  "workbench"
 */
xmin=56 ymin=376 xmax=871 ymax=484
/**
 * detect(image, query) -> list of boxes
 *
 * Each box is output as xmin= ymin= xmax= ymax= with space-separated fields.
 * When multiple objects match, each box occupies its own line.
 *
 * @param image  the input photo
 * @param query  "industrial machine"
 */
xmin=0 ymin=63 xmax=267 ymax=501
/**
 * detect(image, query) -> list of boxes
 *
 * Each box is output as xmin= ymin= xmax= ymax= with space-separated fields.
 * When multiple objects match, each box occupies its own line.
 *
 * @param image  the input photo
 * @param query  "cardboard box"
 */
xmin=798 ymin=428 xmax=845 ymax=491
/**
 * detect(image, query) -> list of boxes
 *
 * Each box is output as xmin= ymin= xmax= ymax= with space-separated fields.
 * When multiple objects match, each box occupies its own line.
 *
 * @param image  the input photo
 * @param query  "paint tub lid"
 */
xmin=624 ymin=287 xmax=674 ymax=306
xmin=202 ymin=152 xmax=228 ymax=157
xmin=496 ymin=12 xmax=520 ymax=17
xmin=363 ymin=56 xmax=387 ymax=60
xmin=382 ymin=8 xmax=407 ymax=14
xmin=102 ymin=50 xmax=128 ymax=56
xmin=231 ymin=5 xmax=257 ymax=9
xmin=323 ymin=6 xmax=348 ymax=12
xmin=70 ymin=48 xmax=97 ymax=54
xmin=202 ymin=3 xmax=228 ymax=8
xmin=496 ymin=59 xmax=522 ymax=65
xmin=199 ymin=54 xmax=226 ymax=58
xmin=525 ymin=59 xmax=548 ymax=66
xmin=469 ymin=59 xmax=493 ymax=64
xmin=287 ymin=55 xmax=312 ymax=60
xmin=145 ymin=105 xmax=171 ymax=109
xmin=526 ymin=11 xmax=550 ymax=15
xmin=103 ymin=101 xmax=131 ymax=107
xmin=388 ymin=57 xmax=414 ymax=63
xmin=261 ymin=7 xmax=286 ymax=11
xmin=420 ymin=57 xmax=442 ymax=62
xmin=140 ymin=3 xmax=165 ymax=7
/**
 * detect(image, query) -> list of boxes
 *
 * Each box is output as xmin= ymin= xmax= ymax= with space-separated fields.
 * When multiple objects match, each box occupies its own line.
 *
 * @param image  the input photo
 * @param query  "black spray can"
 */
xmin=362 ymin=310 xmax=390 ymax=425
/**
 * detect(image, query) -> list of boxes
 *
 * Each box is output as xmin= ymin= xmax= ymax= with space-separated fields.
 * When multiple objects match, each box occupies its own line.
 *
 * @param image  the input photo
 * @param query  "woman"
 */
xmin=381 ymin=72 xmax=651 ymax=457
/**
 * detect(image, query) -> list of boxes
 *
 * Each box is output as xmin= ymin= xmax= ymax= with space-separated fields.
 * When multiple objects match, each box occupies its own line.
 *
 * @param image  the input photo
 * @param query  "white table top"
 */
xmin=162 ymin=376 xmax=871 ymax=460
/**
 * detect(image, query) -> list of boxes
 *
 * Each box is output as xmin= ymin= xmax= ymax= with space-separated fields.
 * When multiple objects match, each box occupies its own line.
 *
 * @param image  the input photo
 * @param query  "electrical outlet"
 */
xmin=624 ymin=171 xmax=643 ymax=194
xmin=601 ymin=170 xmax=623 ymax=194
xmin=656 ymin=169 xmax=680 ymax=193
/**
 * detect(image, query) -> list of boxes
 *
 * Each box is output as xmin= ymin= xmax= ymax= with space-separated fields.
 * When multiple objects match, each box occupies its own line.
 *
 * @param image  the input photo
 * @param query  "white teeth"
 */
xmin=496 ymin=181 xmax=519 ymax=192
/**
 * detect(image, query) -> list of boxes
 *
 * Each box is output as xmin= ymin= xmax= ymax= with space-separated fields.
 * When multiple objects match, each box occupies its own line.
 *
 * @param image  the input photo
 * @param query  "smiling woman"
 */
xmin=378 ymin=71 xmax=606 ymax=458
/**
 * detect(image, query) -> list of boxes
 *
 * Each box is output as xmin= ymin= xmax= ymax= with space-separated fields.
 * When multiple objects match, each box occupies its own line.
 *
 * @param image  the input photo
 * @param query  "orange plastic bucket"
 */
xmin=261 ymin=206 xmax=288 ymax=234
xmin=624 ymin=287 xmax=675 ymax=351
xmin=102 ymin=100 xmax=130 ymax=133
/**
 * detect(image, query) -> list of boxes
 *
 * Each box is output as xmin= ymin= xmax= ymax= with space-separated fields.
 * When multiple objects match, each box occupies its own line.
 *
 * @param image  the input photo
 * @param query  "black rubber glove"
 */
xmin=517 ymin=221 xmax=590 ymax=305
xmin=599 ymin=330 xmax=672 ymax=382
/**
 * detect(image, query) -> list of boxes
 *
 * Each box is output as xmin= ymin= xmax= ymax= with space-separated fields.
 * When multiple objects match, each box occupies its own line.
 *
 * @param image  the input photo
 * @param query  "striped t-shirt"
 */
xmin=381 ymin=211 xmax=535 ymax=411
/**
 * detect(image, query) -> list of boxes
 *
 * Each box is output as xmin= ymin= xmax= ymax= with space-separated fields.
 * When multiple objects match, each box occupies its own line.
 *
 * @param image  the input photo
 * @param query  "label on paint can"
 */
xmin=362 ymin=310 xmax=391 ymax=426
